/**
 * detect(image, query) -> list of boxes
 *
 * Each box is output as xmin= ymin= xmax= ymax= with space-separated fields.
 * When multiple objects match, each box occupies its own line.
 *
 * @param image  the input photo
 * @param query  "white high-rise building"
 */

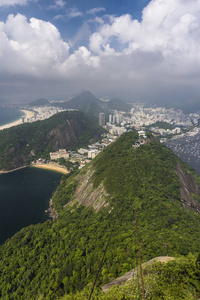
xmin=109 ymin=114 xmax=113 ymax=123
xmin=115 ymin=114 xmax=122 ymax=124
xmin=99 ymin=113 xmax=105 ymax=126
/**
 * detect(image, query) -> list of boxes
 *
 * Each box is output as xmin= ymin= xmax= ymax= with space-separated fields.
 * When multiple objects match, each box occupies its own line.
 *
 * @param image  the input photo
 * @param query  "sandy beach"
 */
xmin=0 ymin=109 xmax=35 ymax=131
xmin=32 ymin=163 xmax=69 ymax=174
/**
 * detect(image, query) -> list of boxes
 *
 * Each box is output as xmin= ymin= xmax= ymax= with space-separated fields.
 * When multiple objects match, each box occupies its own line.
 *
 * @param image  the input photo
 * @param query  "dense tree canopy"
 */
xmin=0 ymin=131 xmax=200 ymax=299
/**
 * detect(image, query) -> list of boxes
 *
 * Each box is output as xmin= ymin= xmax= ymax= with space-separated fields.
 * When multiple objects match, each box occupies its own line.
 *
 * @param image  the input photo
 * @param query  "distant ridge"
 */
xmin=61 ymin=91 xmax=101 ymax=109
xmin=56 ymin=91 xmax=108 ymax=120
xmin=28 ymin=93 xmax=132 ymax=113
xmin=29 ymin=98 xmax=49 ymax=107
xmin=107 ymin=98 xmax=131 ymax=112
xmin=56 ymin=91 xmax=131 ymax=120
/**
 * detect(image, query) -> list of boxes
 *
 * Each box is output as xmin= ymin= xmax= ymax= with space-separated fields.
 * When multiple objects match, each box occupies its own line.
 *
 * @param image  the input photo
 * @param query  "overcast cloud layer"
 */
xmin=0 ymin=0 xmax=200 ymax=104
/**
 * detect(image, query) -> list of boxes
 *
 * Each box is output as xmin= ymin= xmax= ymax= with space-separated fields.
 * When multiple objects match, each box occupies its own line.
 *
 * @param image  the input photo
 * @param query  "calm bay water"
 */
xmin=164 ymin=133 xmax=200 ymax=176
xmin=0 ymin=107 xmax=24 ymax=126
xmin=0 ymin=167 xmax=62 ymax=245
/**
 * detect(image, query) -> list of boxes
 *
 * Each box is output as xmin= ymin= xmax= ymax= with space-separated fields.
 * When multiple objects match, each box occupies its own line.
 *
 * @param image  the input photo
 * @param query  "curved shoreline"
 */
xmin=0 ymin=109 xmax=35 ymax=131
xmin=31 ymin=163 xmax=69 ymax=174
xmin=0 ymin=163 xmax=69 ymax=175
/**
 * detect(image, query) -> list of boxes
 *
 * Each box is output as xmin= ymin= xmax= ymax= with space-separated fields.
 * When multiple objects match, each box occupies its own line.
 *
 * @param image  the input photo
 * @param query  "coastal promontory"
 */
xmin=0 ymin=110 xmax=105 ymax=171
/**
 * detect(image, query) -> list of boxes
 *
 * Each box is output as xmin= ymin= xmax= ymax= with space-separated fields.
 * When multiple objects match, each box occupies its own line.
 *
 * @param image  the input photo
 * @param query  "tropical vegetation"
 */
xmin=0 ymin=131 xmax=200 ymax=299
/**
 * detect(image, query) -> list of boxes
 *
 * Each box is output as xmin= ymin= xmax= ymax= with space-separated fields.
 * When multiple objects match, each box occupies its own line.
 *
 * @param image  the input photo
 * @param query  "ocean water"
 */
xmin=0 ymin=167 xmax=62 ymax=245
xmin=0 ymin=107 xmax=24 ymax=126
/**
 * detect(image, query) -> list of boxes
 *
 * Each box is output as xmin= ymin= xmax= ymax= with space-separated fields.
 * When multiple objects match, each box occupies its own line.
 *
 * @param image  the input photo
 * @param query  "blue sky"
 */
xmin=0 ymin=0 xmax=151 ymax=50
xmin=0 ymin=0 xmax=200 ymax=105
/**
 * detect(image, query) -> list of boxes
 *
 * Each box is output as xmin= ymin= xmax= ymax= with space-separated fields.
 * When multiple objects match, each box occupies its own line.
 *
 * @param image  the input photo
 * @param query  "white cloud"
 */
xmin=0 ymin=0 xmax=35 ymax=7
xmin=87 ymin=7 xmax=105 ymax=15
xmin=1 ymin=0 xmax=200 ymax=103
xmin=0 ymin=14 xmax=70 ymax=77
xmin=67 ymin=7 xmax=83 ymax=18
xmin=88 ymin=16 xmax=104 ymax=25
xmin=48 ymin=0 xmax=65 ymax=10
xmin=55 ymin=0 xmax=65 ymax=8
xmin=89 ymin=0 xmax=200 ymax=72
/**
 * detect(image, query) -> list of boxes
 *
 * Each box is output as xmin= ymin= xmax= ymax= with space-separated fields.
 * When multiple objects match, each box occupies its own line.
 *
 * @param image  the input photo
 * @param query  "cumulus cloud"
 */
xmin=0 ymin=0 xmax=35 ymax=7
xmin=89 ymin=0 xmax=200 ymax=77
xmin=1 ymin=0 xmax=200 ymax=103
xmin=0 ymin=13 xmax=70 ymax=77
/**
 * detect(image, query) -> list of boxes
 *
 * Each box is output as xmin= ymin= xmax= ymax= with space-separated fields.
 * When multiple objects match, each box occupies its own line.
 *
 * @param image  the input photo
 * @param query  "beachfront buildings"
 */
xmin=50 ymin=149 xmax=69 ymax=160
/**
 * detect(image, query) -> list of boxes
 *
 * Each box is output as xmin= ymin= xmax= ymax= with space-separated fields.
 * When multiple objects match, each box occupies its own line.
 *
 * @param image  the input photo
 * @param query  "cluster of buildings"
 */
xmin=22 ymin=106 xmax=69 ymax=123
xmin=130 ymin=105 xmax=199 ymax=128
xmin=149 ymin=126 xmax=181 ymax=136
xmin=32 ymin=102 xmax=200 ymax=171
xmin=99 ymin=112 xmax=128 ymax=136
xmin=50 ymin=149 xmax=69 ymax=160
xmin=99 ymin=104 xmax=200 ymax=138
xmin=46 ymin=133 xmax=118 ymax=170
xmin=109 ymin=113 xmax=123 ymax=124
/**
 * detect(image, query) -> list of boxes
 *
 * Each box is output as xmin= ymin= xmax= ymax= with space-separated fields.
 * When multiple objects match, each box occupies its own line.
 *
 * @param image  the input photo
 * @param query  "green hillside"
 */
xmin=59 ymin=91 xmax=101 ymax=109
xmin=57 ymin=91 xmax=109 ymax=120
xmin=0 ymin=111 xmax=105 ymax=171
xmin=62 ymin=254 xmax=200 ymax=300
xmin=0 ymin=132 xmax=200 ymax=299
xmin=107 ymin=98 xmax=131 ymax=112
xmin=147 ymin=121 xmax=175 ymax=130
xmin=78 ymin=101 xmax=109 ymax=121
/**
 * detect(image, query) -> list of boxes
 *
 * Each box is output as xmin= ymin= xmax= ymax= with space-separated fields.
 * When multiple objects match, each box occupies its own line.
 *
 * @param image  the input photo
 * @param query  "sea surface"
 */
xmin=0 ymin=107 xmax=24 ymax=126
xmin=164 ymin=132 xmax=200 ymax=175
xmin=0 ymin=167 xmax=62 ymax=245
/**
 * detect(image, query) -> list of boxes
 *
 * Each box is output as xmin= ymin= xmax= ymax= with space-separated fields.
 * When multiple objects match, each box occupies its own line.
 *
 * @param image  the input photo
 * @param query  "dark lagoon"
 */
xmin=0 ymin=167 xmax=62 ymax=245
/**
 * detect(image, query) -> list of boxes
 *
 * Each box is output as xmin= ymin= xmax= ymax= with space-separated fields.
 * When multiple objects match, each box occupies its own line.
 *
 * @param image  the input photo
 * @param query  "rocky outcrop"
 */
xmin=64 ymin=166 xmax=110 ymax=212
xmin=48 ymin=198 xmax=58 ymax=220
xmin=46 ymin=117 xmax=85 ymax=151
xmin=177 ymin=163 xmax=200 ymax=213
xmin=102 ymin=256 xmax=175 ymax=293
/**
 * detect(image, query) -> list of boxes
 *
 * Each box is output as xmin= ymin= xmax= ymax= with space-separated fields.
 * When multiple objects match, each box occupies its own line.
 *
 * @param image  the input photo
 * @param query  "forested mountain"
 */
xmin=60 ymin=91 xmax=102 ymax=109
xmin=107 ymin=98 xmax=132 ymax=112
xmin=56 ymin=91 xmax=131 ymax=119
xmin=0 ymin=111 xmax=105 ymax=171
xmin=1 ymin=131 xmax=200 ymax=299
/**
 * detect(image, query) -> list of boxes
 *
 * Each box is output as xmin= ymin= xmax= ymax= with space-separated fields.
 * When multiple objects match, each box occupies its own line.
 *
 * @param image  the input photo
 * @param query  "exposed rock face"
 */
xmin=49 ymin=198 xmax=58 ymax=220
xmin=64 ymin=166 xmax=110 ymax=212
xmin=46 ymin=117 xmax=85 ymax=151
xmin=3 ymin=118 xmax=84 ymax=171
xmin=102 ymin=256 xmax=175 ymax=293
xmin=177 ymin=163 xmax=200 ymax=213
